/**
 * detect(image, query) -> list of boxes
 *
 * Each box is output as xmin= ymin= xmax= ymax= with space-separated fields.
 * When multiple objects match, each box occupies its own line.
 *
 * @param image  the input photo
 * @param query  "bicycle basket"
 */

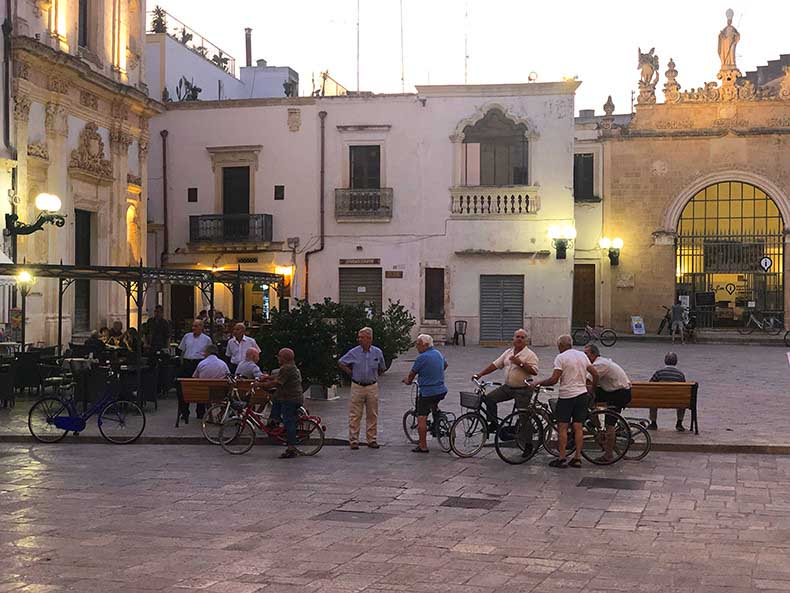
xmin=459 ymin=391 xmax=483 ymax=409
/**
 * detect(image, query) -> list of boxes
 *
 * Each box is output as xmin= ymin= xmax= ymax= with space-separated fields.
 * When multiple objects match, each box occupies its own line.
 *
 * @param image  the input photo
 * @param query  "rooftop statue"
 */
xmin=718 ymin=9 xmax=740 ymax=75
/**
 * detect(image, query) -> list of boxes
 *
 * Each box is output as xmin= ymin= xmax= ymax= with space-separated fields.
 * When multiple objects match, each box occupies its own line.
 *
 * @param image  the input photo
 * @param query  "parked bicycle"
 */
xmin=738 ymin=310 xmax=783 ymax=335
xmin=28 ymin=369 xmax=146 ymax=444
xmin=202 ymin=374 xmax=256 ymax=444
xmin=572 ymin=323 xmax=617 ymax=347
xmin=493 ymin=386 xmax=555 ymax=465
xmin=657 ymin=306 xmax=672 ymax=335
xmin=402 ymin=381 xmax=455 ymax=452
xmin=623 ymin=417 xmax=652 ymax=461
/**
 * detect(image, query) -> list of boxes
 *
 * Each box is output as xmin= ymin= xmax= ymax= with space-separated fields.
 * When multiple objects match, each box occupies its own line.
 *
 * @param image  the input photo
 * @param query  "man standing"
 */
xmin=530 ymin=335 xmax=597 ymax=468
xmin=176 ymin=319 xmax=212 ymax=422
xmin=339 ymin=327 xmax=386 ymax=450
xmin=648 ymin=352 xmax=687 ymax=431
xmin=259 ymin=348 xmax=303 ymax=459
xmin=584 ymin=343 xmax=631 ymax=463
xmin=144 ymin=305 xmax=171 ymax=353
xmin=193 ymin=344 xmax=230 ymax=378
xmin=402 ymin=334 xmax=447 ymax=453
xmin=670 ymin=299 xmax=685 ymax=345
xmin=225 ymin=322 xmax=259 ymax=374
xmin=236 ymin=348 xmax=264 ymax=380
xmin=472 ymin=329 xmax=538 ymax=428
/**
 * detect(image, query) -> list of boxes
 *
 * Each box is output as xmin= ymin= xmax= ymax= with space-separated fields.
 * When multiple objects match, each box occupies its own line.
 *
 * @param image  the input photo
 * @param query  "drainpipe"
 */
xmin=160 ymin=130 xmax=169 ymax=267
xmin=304 ymin=110 xmax=327 ymax=301
xmin=2 ymin=0 xmax=17 ymax=266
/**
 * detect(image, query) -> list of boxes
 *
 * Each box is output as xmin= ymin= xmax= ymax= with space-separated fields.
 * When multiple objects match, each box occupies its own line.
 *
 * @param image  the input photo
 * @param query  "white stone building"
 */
xmin=147 ymin=81 xmax=581 ymax=345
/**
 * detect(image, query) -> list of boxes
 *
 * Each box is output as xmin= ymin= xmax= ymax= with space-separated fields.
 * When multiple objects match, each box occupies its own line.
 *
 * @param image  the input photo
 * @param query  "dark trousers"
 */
xmin=176 ymin=359 xmax=205 ymax=418
xmin=271 ymin=400 xmax=300 ymax=447
xmin=484 ymin=385 xmax=532 ymax=423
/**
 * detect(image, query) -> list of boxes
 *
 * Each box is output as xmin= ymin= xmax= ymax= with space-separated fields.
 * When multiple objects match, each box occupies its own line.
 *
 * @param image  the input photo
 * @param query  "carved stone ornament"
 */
xmin=600 ymin=96 xmax=616 ymax=131
xmin=27 ymin=142 xmax=49 ymax=160
xmin=637 ymin=47 xmax=659 ymax=104
xmin=30 ymin=0 xmax=52 ymax=17
xmin=44 ymin=102 xmax=67 ymax=136
xmin=663 ymin=58 xmax=681 ymax=102
xmin=287 ymin=108 xmax=301 ymax=132
xmin=109 ymin=127 xmax=133 ymax=155
xmin=111 ymin=100 xmax=129 ymax=121
xmin=69 ymin=122 xmax=113 ymax=179
xmin=13 ymin=95 xmax=31 ymax=123
xmin=127 ymin=173 xmax=142 ymax=186
xmin=127 ymin=50 xmax=140 ymax=71
xmin=47 ymin=74 xmax=70 ymax=95
xmin=79 ymin=90 xmax=98 ymax=110
xmin=138 ymin=140 xmax=149 ymax=161
xmin=13 ymin=60 xmax=30 ymax=80
xmin=780 ymin=66 xmax=790 ymax=101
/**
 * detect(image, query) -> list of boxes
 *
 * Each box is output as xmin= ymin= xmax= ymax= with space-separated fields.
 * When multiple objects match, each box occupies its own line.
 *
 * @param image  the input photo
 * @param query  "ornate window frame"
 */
xmin=206 ymin=145 xmax=262 ymax=214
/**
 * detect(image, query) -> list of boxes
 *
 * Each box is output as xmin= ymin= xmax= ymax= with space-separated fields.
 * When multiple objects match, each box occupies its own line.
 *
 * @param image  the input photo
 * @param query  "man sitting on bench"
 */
xmin=648 ymin=351 xmax=686 ymax=432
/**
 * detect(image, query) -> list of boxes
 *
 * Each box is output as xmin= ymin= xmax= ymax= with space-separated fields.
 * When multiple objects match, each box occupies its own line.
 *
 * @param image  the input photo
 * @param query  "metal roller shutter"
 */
xmin=339 ymin=268 xmax=383 ymax=311
xmin=480 ymin=275 xmax=524 ymax=343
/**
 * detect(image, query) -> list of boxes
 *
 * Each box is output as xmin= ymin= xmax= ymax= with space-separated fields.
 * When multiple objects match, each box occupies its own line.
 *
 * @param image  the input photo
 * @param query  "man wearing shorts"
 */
xmin=402 ymin=334 xmax=447 ymax=453
xmin=584 ymin=343 xmax=631 ymax=463
xmin=530 ymin=335 xmax=597 ymax=468
xmin=670 ymin=299 xmax=685 ymax=345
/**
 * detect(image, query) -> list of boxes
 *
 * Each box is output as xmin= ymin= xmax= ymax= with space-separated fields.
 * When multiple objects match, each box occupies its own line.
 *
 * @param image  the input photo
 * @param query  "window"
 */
xmin=78 ymin=0 xmax=89 ymax=48
xmin=573 ymin=153 xmax=595 ymax=201
xmin=222 ymin=167 xmax=250 ymax=215
xmin=187 ymin=188 xmax=198 ymax=203
xmin=350 ymin=145 xmax=381 ymax=189
xmin=424 ymin=268 xmax=445 ymax=320
xmin=274 ymin=185 xmax=285 ymax=200
xmin=463 ymin=109 xmax=529 ymax=186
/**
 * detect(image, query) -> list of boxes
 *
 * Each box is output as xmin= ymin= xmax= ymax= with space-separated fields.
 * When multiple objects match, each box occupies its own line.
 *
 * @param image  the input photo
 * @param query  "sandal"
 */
xmin=568 ymin=458 xmax=582 ymax=468
xmin=411 ymin=447 xmax=429 ymax=453
xmin=548 ymin=458 xmax=567 ymax=468
xmin=594 ymin=455 xmax=614 ymax=464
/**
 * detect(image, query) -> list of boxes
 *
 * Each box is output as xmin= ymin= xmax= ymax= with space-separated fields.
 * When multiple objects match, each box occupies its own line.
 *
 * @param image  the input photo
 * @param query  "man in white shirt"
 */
xmin=585 ymin=343 xmax=631 ymax=463
xmin=193 ymin=344 xmax=230 ymax=378
xmin=530 ymin=334 xmax=597 ymax=468
xmin=236 ymin=348 xmax=264 ymax=380
xmin=176 ymin=319 xmax=213 ymax=423
xmin=472 ymin=329 xmax=538 ymax=428
xmin=225 ymin=323 xmax=259 ymax=374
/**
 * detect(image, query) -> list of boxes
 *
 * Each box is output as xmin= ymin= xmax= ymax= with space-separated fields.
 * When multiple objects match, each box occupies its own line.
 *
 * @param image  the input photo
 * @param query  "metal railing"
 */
xmin=335 ymin=188 xmax=393 ymax=220
xmin=450 ymin=186 xmax=540 ymax=216
xmin=146 ymin=9 xmax=237 ymax=77
xmin=189 ymin=214 xmax=272 ymax=243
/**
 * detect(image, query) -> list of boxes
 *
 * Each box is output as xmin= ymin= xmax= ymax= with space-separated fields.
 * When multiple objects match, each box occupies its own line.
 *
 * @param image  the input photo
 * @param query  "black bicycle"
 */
xmin=402 ymin=381 xmax=455 ymax=452
xmin=493 ymin=387 xmax=555 ymax=465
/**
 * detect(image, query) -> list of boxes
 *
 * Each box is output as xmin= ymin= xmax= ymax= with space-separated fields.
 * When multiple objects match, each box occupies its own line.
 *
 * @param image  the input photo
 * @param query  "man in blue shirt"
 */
xmin=339 ymin=327 xmax=387 ymax=449
xmin=403 ymin=333 xmax=447 ymax=453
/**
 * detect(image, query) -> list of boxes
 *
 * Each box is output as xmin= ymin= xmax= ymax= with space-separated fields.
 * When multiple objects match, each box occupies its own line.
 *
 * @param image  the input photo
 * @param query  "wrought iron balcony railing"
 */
xmin=335 ymin=188 xmax=393 ymax=221
xmin=189 ymin=214 xmax=273 ymax=244
xmin=450 ymin=186 xmax=540 ymax=216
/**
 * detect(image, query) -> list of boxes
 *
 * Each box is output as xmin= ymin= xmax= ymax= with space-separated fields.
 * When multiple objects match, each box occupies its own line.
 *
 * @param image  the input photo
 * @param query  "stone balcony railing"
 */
xmin=450 ymin=186 xmax=540 ymax=216
xmin=335 ymin=188 xmax=393 ymax=222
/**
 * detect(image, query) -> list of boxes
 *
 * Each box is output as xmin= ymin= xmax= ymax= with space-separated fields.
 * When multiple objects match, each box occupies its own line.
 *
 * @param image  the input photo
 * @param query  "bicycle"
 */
xmin=218 ymin=389 xmax=326 ymax=456
xmin=738 ymin=310 xmax=783 ymax=335
xmin=622 ymin=417 xmax=652 ymax=461
xmin=657 ymin=306 xmax=672 ymax=335
xmin=572 ymin=323 xmax=617 ymax=347
xmin=27 ymin=369 xmax=146 ymax=444
xmin=493 ymin=386 xmax=555 ymax=465
xmin=202 ymin=374 xmax=257 ymax=444
xmin=784 ymin=330 xmax=790 ymax=348
xmin=402 ymin=381 xmax=455 ymax=453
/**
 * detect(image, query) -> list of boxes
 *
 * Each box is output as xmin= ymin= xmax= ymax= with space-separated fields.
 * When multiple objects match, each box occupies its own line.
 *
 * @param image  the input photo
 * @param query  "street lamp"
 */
xmin=600 ymin=236 xmax=624 ymax=265
xmin=548 ymin=225 xmax=577 ymax=260
xmin=4 ymin=193 xmax=66 ymax=236
xmin=16 ymin=271 xmax=35 ymax=352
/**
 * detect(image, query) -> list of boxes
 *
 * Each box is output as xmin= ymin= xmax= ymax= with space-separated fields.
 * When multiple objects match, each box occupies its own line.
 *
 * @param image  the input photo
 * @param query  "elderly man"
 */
xmin=530 ymin=335 xmax=597 ymax=468
xmin=193 ymin=344 xmax=230 ymax=378
xmin=472 ymin=328 xmax=538 ymax=428
xmin=259 ymin=348 xmax=303 ymax=459
xmin=176 ymin=319 xmax=213 ymax=422
xmin=584 ymin=343 xmax=631 ymax=463
xmin=225 ymin=323 xmax=259 ymax=374
xmin=339 ymin=327 xmax=386 ymax=450
xmin=402 ymin=334 xmax=448 ymax=453
xmin=648 ymin=352 xmax=687 ymax=431
xmin=236 ymin=348 xmax=264 ymax=380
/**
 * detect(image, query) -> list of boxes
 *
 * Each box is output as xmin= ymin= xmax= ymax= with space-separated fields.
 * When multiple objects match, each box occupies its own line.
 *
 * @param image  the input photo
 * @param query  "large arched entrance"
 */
xmin=675 ymin=181 xmax=784 ymax=328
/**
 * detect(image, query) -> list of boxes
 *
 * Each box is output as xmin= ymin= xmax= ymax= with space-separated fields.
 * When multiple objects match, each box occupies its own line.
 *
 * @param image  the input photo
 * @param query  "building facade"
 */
xmin=9 ymin=0 xmax=160 ymax=344
xmin=147 ymin=81 xmax=581 ymax=345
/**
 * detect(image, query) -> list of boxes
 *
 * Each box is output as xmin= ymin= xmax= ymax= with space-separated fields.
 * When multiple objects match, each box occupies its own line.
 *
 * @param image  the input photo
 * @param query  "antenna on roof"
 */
xmin=356 ymin=0 xmax=360 ymax=92
xmin=400 ymin=0 xmax=405 ymax=92
xmin=464 ymin=0 xmax=469 ymax=84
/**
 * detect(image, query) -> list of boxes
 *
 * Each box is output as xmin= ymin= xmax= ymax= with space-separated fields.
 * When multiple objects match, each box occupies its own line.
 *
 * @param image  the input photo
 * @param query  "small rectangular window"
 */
xmin=78 ymin=0 xmax=89 ymax=48
xmin=350 ymin=145 xmax=381 ymax=189
xmin=573 ymin=153 xmax=595 ymax=201
xmin=187 ymin=188 xmax=198 ymax=203
xmin=274 ymin=185 xmax=285 ymax=200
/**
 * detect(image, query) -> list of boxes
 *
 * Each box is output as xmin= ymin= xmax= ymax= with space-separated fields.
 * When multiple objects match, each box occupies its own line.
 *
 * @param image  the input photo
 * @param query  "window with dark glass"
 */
xmin=187 ymin=187 xmax=198 ymax=203
xmin=274 ymin=185 xmax=285 ymax=200
xmin=463 ymin=109 xmax=529 ymax=186
xmin=349 ymin=145 xmax=381 ymax=189
xmin=78 ymin=0 xmax=89 ymax=48
xmin=573 ymin=153 xmax=595 ymax=201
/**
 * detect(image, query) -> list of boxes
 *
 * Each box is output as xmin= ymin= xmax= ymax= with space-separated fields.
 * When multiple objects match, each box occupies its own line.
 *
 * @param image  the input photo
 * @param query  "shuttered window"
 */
xmin=479 ymin=275 xmax=524 ymax=343
xmin=339 ymin=268 xmax=383 ymax=312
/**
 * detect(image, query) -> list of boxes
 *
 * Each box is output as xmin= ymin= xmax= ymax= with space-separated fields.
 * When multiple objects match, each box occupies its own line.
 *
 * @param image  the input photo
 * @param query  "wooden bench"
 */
xmin=176 ymin=378 xmax=269 ymax=427
xmin=628 ymin=381 xmax=699 ymax=434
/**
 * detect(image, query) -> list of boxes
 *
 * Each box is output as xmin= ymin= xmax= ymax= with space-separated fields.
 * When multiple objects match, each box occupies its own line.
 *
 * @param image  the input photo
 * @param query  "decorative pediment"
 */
xmin=451 ymin=103 xmax=539 ymax=142
xmin=69 ymin=122 xmax=113 ymax=181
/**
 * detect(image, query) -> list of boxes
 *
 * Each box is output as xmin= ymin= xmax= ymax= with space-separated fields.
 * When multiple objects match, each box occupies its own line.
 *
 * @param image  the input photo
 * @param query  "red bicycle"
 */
xmin=218 ymin=388 xmax=326 ymax=455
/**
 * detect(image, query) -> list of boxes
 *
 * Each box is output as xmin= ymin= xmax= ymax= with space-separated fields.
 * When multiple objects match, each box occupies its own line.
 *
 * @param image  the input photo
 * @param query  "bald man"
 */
xmin=259 ymin=348 xmax=303 ymax=459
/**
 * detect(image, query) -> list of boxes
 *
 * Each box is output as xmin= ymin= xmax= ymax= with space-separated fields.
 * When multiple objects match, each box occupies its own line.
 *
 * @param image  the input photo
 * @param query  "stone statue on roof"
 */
xmin=718 ymin=9 xmax=740 ymax=74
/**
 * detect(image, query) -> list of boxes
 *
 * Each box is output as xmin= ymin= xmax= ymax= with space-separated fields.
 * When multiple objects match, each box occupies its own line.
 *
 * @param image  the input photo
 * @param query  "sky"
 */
xmin=154 ymin=0 xmax=790 ymax=115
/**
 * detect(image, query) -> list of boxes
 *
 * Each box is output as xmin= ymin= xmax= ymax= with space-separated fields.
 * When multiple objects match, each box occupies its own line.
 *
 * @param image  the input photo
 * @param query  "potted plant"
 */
xmin=150 ymin=6 xmax=167 ymax=33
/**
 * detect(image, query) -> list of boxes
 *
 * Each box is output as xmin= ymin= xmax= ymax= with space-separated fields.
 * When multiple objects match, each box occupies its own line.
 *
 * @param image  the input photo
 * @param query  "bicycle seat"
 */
xmin=230 ymin=400 xmax=247 ymax=411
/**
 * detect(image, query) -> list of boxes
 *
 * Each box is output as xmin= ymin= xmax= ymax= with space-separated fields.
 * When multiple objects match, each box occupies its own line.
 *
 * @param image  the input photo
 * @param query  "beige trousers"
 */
xmin=349 ymin=383 xmax=379 ymax=445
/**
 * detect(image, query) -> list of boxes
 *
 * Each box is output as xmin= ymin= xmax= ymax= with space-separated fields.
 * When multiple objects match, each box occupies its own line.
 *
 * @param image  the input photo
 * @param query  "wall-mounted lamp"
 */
xmin=4 ymin=193 xmax=66 ymax=236
xmin=600 ymin=237 xmax=623 ymax=265
xmin=548 ymin=225 xmax=577 ymax=260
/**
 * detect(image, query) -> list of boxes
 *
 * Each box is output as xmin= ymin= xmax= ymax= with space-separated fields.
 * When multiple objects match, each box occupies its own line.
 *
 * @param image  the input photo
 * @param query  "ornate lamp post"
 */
xmin=16 ymin=271 xmax=35 ymax=352
xmin=4 ymin=193 xmax=66 ymax=236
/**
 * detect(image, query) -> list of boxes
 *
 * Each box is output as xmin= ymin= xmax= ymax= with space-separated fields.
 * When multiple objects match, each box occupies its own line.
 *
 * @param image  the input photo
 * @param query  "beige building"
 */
xmin=9 ymin=0 xmax=160 ymax=343
xmin=574 ymin=11 xmax=790 ymax=334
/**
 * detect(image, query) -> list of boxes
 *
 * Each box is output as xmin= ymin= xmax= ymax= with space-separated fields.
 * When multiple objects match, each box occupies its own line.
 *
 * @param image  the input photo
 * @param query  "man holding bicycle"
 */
xmin=584 ymin=344 xmax=631 ymax=463
xmin=402 ymin=334 xmax=447 ymax=453
xmin=258 ymin=348 xmax=303 ymax=459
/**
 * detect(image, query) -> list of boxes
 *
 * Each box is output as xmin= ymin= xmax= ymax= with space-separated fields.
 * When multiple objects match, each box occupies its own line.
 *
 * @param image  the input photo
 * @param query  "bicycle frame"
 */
xmin=50 ymin=380 xmax=122 ymax=433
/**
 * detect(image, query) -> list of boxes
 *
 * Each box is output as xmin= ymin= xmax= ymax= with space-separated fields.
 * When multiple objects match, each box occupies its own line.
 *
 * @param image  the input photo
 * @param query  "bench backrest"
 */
xmin=177 ymin=378 xmax=268 ymax=404
xmin=630 ymin=381 xmax=696 ymax=409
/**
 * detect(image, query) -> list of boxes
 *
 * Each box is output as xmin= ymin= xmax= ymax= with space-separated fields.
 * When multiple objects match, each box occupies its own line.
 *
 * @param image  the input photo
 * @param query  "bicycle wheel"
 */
xmin=737 ymin=318 xmax=754 ymax=335
xmin=535 ymin=409 xmax=560 ymax=457
xmin=494 ymin=411 xmax=542 ymax=465
xmin=657 ymin=317 xmax=667 ymax=335
xmin=219 ymin=418 xmax=256 ymax=455
xmin=765 ymin=316 xmax=783 ymax=336
xmin=572 ymin=328 xmax=591 ymax=346
xmin=202 ymin=403 xmax=241 ymax=445
xmin=785 ymin=331 xmax=790 ymax=348
xmin=98 ymin=400 xmax=146 ymax=444
xmin=600 ymin=329 xmax=617 ymax=347
xmin=624 ymin=422 xmax=652 ymax=461
xmin=449 ymin=412 xmax=488 ymax=457
xmin=580 ymin=409 xmax=630 ymax=465
xmin=293 ymin=418 xmax=325 ymax=456
xmin=435 ymin=412 xmax=452 ymax=453
xmin=27 ymin=397 xmax=70 ymax=443
xmin=402 ymin=409 xmax=419 ymax=444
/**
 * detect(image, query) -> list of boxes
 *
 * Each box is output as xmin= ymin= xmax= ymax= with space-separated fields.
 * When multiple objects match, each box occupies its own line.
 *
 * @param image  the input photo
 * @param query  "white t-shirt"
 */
xmin=553 ymin=349 xmax=590 ymax=399
xmin=592 ymin=357 xmax=631 ymax=391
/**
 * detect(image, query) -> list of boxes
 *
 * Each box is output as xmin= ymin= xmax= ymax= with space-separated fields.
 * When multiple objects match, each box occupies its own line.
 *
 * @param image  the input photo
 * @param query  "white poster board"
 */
xmin=631 ymin=315 xmax=646 ymax=335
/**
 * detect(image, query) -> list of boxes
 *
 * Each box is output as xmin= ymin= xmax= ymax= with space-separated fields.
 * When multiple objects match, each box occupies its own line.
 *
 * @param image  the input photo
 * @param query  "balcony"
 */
xmin=450 ymin=186 xmax=540 ymax=217
xmin=189 ymin=214 xmax=273 ymax=244
xmin=335 ymin=188 xmax=393 ymax=222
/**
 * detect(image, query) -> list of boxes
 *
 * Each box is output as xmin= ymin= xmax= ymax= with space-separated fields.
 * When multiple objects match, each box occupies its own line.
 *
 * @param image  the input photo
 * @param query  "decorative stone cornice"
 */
xmin=206 ymin=145 xmax=262 ymax=172
xmin=13 ymin=95 xmax=31 ymax=122
xmin=27 ymin=142 xmax=49 ymax=160
xmin=47 ymin=74 xmax=70 ymax=94
xmin=80 ymin=90 xmax=98 ymax=110
xmin=45 ymin=102 xmax=67 ymax=136
xmin=109 ymin=127 xmax=133 ymax=155
xmin=451 ymin=102 xmax=539 ymax=142
xmin=70 ymin=122 xmax=113 ymax=180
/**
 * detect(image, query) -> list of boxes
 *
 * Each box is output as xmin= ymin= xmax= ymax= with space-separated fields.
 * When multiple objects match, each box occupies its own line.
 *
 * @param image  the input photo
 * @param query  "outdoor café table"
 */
xmin=0 ymin=342 xmax=21 ymax=356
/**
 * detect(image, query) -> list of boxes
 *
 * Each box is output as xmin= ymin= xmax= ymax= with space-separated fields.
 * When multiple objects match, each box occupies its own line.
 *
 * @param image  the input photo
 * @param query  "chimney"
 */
xmin=245 ymin=28 xmax=252 ymax=67
xmin=256 ymin=59 xmax=267 ymax=68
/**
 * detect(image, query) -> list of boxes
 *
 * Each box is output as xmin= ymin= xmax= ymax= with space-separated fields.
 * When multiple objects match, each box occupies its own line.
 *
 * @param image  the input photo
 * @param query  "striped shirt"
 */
xmin=649 ymin=365 xmax=686 ymax=383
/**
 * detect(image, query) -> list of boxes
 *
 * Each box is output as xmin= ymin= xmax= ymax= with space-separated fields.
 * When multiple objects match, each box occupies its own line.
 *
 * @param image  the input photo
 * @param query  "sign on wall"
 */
xmin=631 ymin=315 xmax=646 ymax=335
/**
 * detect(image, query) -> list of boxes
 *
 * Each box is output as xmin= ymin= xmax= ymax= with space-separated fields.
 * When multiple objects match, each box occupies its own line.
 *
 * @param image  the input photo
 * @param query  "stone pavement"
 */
xmin=2 ymin=442 xmax=790 ymax=592
xmin=1 ymin=342 xmax=788 ymax=449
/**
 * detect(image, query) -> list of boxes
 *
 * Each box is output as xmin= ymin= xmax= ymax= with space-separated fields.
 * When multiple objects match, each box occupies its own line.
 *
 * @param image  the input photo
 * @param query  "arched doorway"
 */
xmin=675 ymin=181 xmax=784 ymax=328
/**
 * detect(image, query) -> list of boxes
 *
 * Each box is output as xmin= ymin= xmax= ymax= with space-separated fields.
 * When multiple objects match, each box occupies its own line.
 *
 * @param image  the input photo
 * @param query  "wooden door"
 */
xmin=572 ymin=264 xmax=596 ymax=326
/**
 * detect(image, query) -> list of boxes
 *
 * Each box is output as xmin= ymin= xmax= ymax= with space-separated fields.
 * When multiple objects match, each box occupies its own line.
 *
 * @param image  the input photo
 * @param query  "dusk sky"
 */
xmin=155 ymin=1 xmax=790 ymax=114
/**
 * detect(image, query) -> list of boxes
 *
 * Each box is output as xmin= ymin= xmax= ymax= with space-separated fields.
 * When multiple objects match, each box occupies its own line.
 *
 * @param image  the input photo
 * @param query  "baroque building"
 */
xmin=8 ymin=0 xmax=160 ymax=343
